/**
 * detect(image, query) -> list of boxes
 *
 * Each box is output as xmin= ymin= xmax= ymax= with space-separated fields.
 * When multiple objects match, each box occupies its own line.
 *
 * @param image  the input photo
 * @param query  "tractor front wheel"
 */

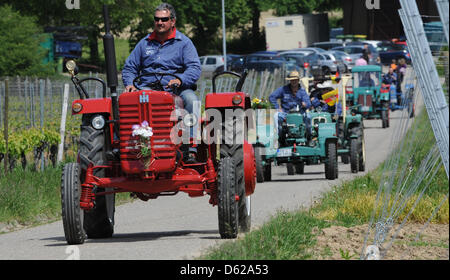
xmin=61 ymin=163 xmax=86 ymax=245
xmin=325 ymin=141 xmax=338 ymax=180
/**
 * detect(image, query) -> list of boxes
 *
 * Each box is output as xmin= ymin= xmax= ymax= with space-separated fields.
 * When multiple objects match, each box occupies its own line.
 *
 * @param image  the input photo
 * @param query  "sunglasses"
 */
xmin=154 ymin=16 xmax=171 ymax=22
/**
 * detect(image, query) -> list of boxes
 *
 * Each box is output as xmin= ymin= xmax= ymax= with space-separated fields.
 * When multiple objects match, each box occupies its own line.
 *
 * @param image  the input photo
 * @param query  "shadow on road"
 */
xmin=42 ymin=229 xmax=219 ymax=246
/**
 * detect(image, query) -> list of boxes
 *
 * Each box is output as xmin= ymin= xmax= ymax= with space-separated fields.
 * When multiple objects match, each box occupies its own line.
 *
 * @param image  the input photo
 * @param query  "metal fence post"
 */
xmin=399 ymin=0 xmax=449 ymax=177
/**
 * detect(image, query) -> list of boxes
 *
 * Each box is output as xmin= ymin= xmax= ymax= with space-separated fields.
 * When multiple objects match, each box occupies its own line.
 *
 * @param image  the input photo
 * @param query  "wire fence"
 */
xmin=361 ymin=1 xmax=449 ymax=260
xmin=0 ymin=68 xmax=286 ymax=131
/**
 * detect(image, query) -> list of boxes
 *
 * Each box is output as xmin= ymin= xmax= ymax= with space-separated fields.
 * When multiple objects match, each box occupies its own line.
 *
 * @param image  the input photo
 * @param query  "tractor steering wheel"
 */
xmin=132 ymin=72 xmax=183 ymax=91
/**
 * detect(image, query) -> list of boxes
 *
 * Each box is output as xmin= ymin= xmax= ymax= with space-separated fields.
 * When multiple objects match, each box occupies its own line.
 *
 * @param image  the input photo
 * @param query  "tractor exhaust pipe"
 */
xmin=102 ymin=5 xmax=120 ymax=139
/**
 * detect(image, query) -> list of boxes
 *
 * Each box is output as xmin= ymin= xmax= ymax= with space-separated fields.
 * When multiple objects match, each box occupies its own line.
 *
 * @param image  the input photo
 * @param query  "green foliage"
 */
xmin=167 ymin=0 xmax=252 ymax=55
xmin=0 ymin=5 xmax=54 ymax=76
xmin=202 ymin=211 xmax=329 ymax=260
xmin=274 ymin=0 xmax=341 ymax=16
xmin=0 ymin=128 xmax=60 ymax=157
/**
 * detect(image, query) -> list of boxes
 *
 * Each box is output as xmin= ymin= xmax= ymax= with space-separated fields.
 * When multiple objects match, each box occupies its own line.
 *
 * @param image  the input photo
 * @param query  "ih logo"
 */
xmin=366 ymin=0 xmax=380 ymax=10
xmin=140 ymin=93 xmax=149 ymax=103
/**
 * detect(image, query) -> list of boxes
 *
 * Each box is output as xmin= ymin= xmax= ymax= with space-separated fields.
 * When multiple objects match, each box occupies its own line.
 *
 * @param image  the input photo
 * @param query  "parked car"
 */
xmin=328 ymin=50 xmax=354 ymax=72
xmin=199 ymin=55 xmax=224 ymax=77
xmin=375 ymin=41 xmax=411 ymax=65
xmin=324 ymin=51 xmax=348 ymax=74
xmin=310 ymin=41 xmax=344 ymax=50
xmin=231 ymin=52 xmax=300 ymax=74
xmin=332 ymin=45 xmax=380 ymax=66
xmin=343 ymin=42 xmax=381 ymax=65
xmin=213 ymin=54 xmax=243 ymax=75
xmin=278 ymin=52 xmax=313 ymax=76
xmin=308 ymin=52 xmax=345 ymax=76
xmin=246 ymin=53 xmax=300 ymax=73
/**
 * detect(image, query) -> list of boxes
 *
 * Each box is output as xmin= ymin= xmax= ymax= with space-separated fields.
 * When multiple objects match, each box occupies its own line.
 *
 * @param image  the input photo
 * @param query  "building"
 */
xmin=264 ymin=14 xmax=329 ymax=51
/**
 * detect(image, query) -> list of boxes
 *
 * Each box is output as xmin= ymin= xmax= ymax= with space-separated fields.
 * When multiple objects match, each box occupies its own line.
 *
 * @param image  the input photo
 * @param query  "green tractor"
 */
xmin=254 ymin=107 xmax=339 ymax=181
xmin=349 ymin=65 xmax=390 ymax=128
xmin=336 ymin=74 xmax=366 ymax=173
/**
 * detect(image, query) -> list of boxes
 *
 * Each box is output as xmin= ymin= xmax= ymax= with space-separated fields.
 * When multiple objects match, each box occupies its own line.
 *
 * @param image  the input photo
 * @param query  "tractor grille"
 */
xmin=119 ymin=91 xmax=176 ymax=173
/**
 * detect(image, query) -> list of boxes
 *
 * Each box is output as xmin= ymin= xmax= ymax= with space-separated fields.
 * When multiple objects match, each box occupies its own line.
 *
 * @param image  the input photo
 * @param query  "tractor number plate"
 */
xmin=361 ymin=106 xmax=370 ymax=112
xmin=277 ymin=148 xmax=292 ymax=158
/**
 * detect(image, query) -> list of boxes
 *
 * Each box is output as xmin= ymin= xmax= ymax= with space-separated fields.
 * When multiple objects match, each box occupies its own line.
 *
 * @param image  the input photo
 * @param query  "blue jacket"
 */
xmin=269 ymin=84 xmax=311 ymax=113
xmin=382 ymin=73 xmax=397 ymax=85
xmin=122 ymin=30 xmax=201 ymax=92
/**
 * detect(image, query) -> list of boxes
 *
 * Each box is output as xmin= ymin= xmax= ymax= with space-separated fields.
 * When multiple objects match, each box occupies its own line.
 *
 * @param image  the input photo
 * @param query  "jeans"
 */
xmin=274 ymin=111 xmax=311 ymax=140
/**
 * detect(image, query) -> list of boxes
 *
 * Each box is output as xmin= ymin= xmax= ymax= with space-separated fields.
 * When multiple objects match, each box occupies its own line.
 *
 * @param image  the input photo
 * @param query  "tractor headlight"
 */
xmin=72 ymin=102 xmax=83 ymax=113
xmin=183 ymin=113 xmax=197 ymax=127
xmin=91 ymin=115 xmax=106 ymax=130
xmin=232 ymin=94 xmax=243 ymax=105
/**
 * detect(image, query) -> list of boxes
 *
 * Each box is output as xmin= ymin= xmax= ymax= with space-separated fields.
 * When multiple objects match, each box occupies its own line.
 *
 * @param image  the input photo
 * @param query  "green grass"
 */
xmin=201 ymin=108 xmax=448 ymax=260
xmin=202 ymin=211 xmax=329 ymax=260
xmin=0 ymin=160 xmax=133 ymax=229
xmin=0 ymin=164 xmax=62 ymax=224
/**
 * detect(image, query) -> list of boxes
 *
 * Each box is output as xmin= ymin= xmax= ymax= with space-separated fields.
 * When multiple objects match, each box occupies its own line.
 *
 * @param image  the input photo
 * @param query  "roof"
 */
xmin=352 ymin=65 xmax=382 ymax=72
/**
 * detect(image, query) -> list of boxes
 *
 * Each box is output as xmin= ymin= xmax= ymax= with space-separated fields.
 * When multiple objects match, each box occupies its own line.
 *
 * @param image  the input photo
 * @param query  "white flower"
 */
xmin=132 ymin=121 xmax=153 ymax=139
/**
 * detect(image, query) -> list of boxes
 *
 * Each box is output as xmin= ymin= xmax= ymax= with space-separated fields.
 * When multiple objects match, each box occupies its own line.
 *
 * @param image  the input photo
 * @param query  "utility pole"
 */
xmin=222 ymin=0 xmax=227 ymax=71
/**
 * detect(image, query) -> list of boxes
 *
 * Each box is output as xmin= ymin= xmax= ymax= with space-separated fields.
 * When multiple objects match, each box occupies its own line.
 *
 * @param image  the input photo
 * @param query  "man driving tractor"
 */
xmin=269 ymin=71 xmax=312 ymax=141
xmin=122 ymin=2 xmax=201 ymax=163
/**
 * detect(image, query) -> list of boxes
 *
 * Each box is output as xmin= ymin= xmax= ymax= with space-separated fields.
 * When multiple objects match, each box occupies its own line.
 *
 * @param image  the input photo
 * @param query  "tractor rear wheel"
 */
xmin=381 ymin=102 xmax=390 ymax=128
xmin=325 ymin=141 xmax=338 ymax=180
xmin=350 ymin=138 xmax=359 ymax=173
xmin=263 ymin=163 xmax=272 ymax=181
xmin=61 ymin=163 xmax=86 ymax=245
xmin=359 ymin=132 xmax=366 ymax=172
xmin=295 ymin=162 xmax=305 ymax=174
xmin=287 ymin=163 xmax=295 ymax=175
xmin=220 ymin=111 xmax=250 ymax=235
xmin=79 ymin=115 xmax=115 ymax=239
xmin=254 ymin=147 xmax=264 ymax=183
xmin=217 ymin=157 xmax=238 ymax=239
xmin=408 ymin=99 xmax=415 ymax=118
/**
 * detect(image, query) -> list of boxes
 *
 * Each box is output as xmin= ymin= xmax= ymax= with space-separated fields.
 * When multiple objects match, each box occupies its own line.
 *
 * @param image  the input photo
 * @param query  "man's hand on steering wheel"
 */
xmin=126 ymin=85 xmax=137 ymax=92
xmin=166 ymin=78 xmax=182 ymax=89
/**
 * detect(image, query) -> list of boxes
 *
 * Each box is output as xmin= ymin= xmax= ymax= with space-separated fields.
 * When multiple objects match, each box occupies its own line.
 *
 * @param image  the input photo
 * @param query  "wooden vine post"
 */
xmin=3 ymin=79 xmax=8 ymax=174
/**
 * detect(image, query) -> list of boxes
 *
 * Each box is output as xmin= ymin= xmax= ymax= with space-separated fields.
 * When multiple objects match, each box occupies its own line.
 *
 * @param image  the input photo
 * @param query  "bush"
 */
xmin=0 ymin=5 xmax=54 ymax=77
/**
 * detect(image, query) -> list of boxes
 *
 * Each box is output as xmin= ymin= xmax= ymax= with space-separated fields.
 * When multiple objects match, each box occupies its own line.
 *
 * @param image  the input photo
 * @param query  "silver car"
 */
xmin=328 ymin=50 xmax=354 ymax=72
xmin=310 ymin=52 xmax=345 ymax=75
xmin=199 ymin=55 xmax=224 ymax=78
xmin=332 ymin=45 xmax=380 ymax=65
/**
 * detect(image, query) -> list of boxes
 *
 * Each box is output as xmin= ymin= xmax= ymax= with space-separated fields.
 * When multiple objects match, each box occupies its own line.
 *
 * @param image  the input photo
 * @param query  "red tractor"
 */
xmin=61 ymin=6 xmax=256 ymax=245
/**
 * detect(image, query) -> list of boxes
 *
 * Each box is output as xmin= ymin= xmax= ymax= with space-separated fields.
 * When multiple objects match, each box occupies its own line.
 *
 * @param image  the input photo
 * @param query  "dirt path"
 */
xmin=314 ymin=223 xmax=449 ymax=260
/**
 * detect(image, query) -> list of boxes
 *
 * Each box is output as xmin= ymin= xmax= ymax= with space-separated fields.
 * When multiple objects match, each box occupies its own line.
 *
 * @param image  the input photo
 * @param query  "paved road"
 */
xmin=0 ymin=90 xmax=422 ymax=260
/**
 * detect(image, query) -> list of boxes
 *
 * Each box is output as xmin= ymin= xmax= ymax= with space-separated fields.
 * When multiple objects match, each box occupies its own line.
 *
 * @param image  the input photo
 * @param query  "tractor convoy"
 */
xmin=60 ymin=6 xmax=414 ymax=245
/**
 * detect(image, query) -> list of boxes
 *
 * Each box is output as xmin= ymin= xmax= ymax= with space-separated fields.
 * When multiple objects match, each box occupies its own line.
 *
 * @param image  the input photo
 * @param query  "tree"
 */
xmin=274 ymin=0 xmax=342 ymax=16
xmin=0 ymin=5 xmax=53 ymax=76
xmin=168 ymin=0 xmax=252 ymax=55
xmin=2 ymin=0 xmax=156 ymax=67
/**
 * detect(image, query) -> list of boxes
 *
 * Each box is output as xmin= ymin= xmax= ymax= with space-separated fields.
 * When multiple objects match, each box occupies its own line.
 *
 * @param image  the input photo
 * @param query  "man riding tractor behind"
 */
xmin=269 ymin=71 xmax=312 ymax=145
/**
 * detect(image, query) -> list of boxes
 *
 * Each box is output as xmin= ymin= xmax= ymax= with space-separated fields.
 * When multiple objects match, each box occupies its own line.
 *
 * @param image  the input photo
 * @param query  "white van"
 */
xmin=199 ymin=55 xmax=224 ymax=78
